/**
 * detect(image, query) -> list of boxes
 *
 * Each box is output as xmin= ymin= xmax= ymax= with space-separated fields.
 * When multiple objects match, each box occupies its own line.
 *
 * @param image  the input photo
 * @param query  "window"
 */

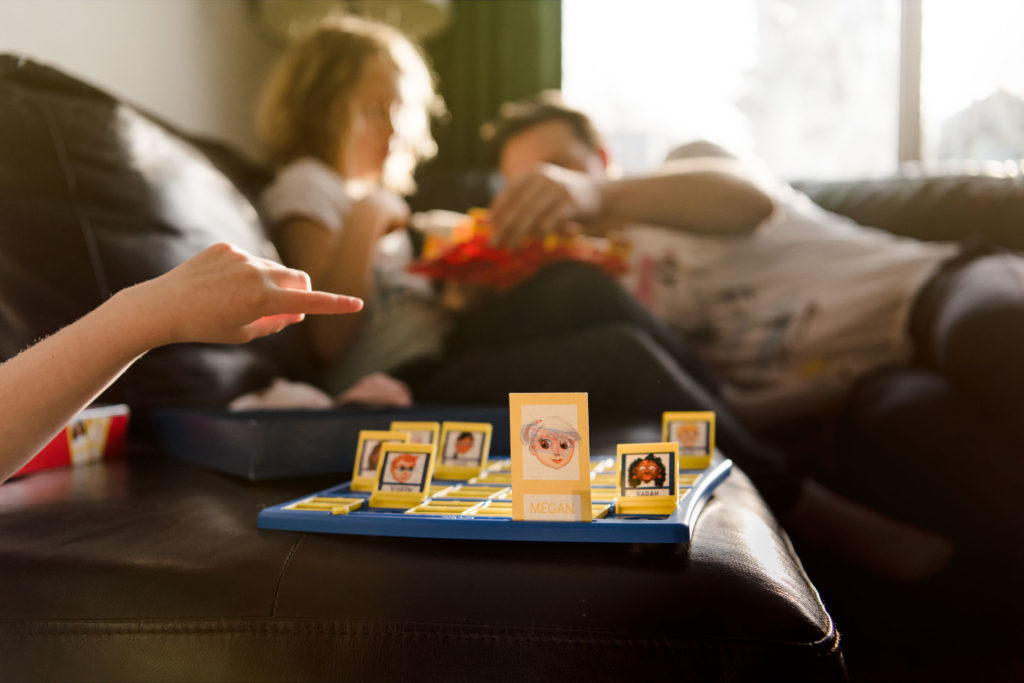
xmin=562 ymin=0 xmax=1024 ymax=180
xmin=921 ymin=0 xmax=1024 ymax=166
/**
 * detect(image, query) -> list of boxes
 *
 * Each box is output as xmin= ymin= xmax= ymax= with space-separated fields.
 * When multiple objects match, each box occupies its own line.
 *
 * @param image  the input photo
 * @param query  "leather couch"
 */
xmin=0 ymin=431 xmax=842 ymax=683
xmin=0 ymin=55 xmax=845 ymax=682
xmin=788 ymin=169 xmax=1024 ymax=681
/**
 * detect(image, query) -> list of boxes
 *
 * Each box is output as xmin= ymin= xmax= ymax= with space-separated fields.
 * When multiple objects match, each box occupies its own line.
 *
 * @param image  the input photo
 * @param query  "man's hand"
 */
xmin=490 ymin=163 xmax=602 ymax=247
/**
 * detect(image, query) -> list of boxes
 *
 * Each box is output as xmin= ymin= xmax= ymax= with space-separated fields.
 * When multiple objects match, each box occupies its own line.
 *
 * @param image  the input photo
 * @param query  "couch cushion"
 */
xmin=0 ymin=54 xmax=307 ymax=409
xmin=795 ymin=165 xmax=1024 ymax=249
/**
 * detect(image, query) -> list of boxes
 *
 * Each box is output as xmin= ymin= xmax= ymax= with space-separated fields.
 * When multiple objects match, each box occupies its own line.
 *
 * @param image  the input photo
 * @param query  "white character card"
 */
xmin=435 ymin=421 xmax=493 ymax=480
xmin=351 ymin=430 xmax=410 ymax=491
xmin=368 ymin=442 xmax=437 ymax=509
xmin=389 ymin=421 xmax=440 ymax=447
xmin=661 ymin=411 xmax=715 ymax=469
xmin=615 ymin=442 xmax=679 ymax=515
xmin=509 ymin=393 xmax=592 ymax=522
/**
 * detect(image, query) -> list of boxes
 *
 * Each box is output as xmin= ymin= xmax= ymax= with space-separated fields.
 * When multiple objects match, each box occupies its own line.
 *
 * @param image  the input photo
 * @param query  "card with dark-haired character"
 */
xmin=351 ymin=430 xmax=410 ymax=491
xmin=616 ymin=442 xmax=680 ymax=515
xmin=436 ymin=421 xmax=493 ymax=480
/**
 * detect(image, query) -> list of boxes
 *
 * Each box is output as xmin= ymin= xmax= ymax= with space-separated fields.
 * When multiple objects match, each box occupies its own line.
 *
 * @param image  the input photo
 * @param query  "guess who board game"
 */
xmin=258 ymin=398 xmax=732 ymax=544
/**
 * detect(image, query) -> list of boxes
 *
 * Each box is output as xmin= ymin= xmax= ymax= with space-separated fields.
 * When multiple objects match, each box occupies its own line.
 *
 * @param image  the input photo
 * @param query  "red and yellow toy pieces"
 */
xmin=410 ymin=209 xmax=630 ymax=289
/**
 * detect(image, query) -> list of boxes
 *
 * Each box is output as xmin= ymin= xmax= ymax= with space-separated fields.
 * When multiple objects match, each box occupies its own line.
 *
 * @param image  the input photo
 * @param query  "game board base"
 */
xmin=258 ymin=454 xmax=733 ymax=543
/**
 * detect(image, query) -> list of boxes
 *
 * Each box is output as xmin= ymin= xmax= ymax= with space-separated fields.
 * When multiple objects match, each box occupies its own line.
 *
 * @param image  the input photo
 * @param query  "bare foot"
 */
xmin=785 ymin=479 xmax=954 ymax=581
xmin=335 ymin=372 xmax=413 ymax=408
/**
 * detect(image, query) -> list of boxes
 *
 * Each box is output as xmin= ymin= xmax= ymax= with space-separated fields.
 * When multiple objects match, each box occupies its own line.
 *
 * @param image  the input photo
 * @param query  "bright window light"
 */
xmin=562 ymin=0 xmax=900 ymax=180
xmin=922 ymin=0 xmax=1024 ymax=164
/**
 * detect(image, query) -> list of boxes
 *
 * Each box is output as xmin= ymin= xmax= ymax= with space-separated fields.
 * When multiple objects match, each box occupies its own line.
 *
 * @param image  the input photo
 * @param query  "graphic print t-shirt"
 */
xmin=618 ymin=189 xmax=958 ymax=422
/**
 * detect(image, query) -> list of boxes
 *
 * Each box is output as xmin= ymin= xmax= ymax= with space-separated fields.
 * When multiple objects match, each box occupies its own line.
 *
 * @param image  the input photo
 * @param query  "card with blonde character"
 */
xmin=509 ymin=393 xmax=592 ymax=522
xmin=661 ymin=411 xmax=715 ymax=469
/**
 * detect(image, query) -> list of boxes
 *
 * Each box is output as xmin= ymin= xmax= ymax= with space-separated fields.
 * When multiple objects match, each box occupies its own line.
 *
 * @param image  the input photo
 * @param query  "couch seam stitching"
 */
xmin=270 ymin=535 xmax=303 ymax=617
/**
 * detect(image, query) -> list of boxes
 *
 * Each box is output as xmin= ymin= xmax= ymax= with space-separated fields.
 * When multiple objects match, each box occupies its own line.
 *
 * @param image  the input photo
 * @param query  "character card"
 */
xmin=509 ymin=393 xmax=592 ymax=522
xmin=67 ymin=414 xmax=112 ymax=466
xmin=368 ymin=442 xmax=437 ymax=509
xmin=435 ymin=421 xmax=493 ymax=480
xmin=661 ymin=411 xmax=715 ymax=469
xmin=351 ymin=430 xmax=410 ymax=491
xmin=389 ymin=421 xmax=440 ymax=447
xmin=615 ymin=442 xmax=679 ymax=515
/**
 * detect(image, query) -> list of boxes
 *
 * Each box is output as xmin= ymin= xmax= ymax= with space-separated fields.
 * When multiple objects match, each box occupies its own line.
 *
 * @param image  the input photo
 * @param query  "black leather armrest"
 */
xmin=0 ymin=452 xmax=843 ymax=682
xmin=795 ymin=169 xmax=1024 ymax=249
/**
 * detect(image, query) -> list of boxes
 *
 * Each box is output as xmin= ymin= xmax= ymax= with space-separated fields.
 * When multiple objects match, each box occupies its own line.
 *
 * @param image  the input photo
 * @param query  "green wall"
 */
xmin=423 ymin=0 xmax=562 ymax=171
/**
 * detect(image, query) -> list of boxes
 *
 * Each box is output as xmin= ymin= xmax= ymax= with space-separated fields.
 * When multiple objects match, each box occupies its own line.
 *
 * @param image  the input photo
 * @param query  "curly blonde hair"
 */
xmin=256 ymin=14 xmax=444 ymax=194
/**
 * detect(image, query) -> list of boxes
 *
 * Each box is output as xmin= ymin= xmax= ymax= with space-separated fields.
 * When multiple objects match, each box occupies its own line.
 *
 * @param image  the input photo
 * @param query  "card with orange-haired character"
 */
xmin=368 ymin=442 xmax=437 ymax=509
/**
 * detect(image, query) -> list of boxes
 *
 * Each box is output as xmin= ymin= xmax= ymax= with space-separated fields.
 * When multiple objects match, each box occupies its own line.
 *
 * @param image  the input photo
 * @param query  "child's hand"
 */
xmin=130 ymin=242 xmax=364 ymax=347
xmin=356 ymin=188 xmax=411 ymax=238
xmin=490 ymin=163 xmax=601 ymax=247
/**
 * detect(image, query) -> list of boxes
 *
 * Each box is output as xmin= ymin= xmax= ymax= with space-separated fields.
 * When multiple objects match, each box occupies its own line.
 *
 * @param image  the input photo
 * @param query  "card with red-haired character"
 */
xmin=369 ymin=441 xmax=437 ymax=509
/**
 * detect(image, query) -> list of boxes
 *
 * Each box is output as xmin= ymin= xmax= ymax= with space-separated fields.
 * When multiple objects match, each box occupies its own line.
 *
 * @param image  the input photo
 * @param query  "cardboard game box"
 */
xmin=11 ymin=404 xmax=130 ymax=479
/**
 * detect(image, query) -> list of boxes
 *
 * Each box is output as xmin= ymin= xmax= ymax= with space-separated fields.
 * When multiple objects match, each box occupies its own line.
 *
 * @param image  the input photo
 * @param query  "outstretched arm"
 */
xmin=490 ymin=157 xmax=775 ymax=247
xmin=0 ymin=242 xmax=363 ymax=483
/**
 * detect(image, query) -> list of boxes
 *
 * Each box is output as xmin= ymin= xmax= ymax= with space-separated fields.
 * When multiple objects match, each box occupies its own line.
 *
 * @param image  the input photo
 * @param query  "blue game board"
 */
xmin=258 ymin=454 xmax=732 ymax=544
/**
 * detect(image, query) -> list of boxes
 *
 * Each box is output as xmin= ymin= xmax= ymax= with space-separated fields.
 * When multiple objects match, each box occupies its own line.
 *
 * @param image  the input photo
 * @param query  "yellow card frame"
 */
xmin=388 ymin=421 xmax=440 ymax=447
xmin=509 ymin=392 xmax=593 ymax=522
xmin=435 ymin=421 xmax=493 ymax=480
xmin=661 ymin=411 xmax=715 ymax=469
xmin=615 ymin=442 xmax=679 ymax=516
xmin=351 ymin=430 xmax=410 ymax=491
xmin=368 ymin=442 xmax=437 ymax=509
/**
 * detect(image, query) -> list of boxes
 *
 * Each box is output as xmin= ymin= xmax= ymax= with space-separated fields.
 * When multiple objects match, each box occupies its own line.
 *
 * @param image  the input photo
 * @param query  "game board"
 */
xmin=258 ymin=453 xmax=732 ymax=544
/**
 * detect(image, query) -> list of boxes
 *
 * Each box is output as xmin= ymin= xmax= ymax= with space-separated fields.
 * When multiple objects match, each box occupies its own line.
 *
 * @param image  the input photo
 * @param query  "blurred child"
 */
xmin=0 ymin=242 xmax=362 ymax=484
xmin=256 ymin=15 xmax=447 ymax=400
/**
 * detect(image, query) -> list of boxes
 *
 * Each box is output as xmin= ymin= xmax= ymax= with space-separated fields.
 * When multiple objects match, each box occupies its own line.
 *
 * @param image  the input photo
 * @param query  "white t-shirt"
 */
xmin=618 ymin=187 xmax=959 ymax=424
xmin=261 ymin=158 xmax=449 ymax=393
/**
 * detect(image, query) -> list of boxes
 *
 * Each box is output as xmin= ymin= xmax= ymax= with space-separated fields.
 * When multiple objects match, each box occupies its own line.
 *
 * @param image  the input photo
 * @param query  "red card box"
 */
xmin=12 ymin=404 xmax=130 ymax=479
